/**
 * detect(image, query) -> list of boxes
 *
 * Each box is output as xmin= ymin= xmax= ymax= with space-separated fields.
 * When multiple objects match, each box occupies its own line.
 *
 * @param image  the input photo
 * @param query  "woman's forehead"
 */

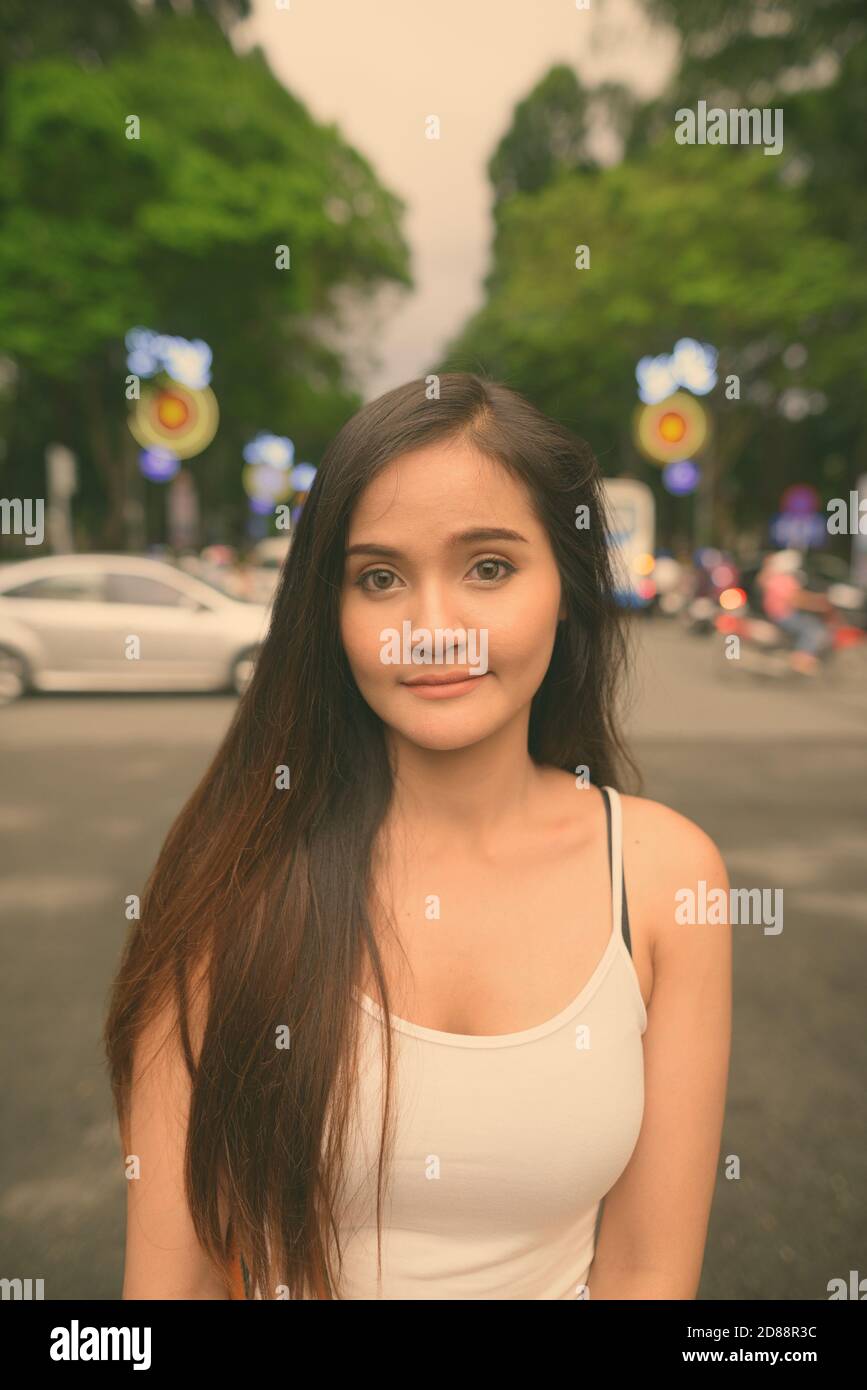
xmin=346 ymin=445 xmax=533 ymax=535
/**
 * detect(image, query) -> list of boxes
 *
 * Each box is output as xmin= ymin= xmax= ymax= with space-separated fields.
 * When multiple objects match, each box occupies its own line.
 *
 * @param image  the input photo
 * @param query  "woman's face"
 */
xmin=339 ymin=438 xmax=566 ymax=752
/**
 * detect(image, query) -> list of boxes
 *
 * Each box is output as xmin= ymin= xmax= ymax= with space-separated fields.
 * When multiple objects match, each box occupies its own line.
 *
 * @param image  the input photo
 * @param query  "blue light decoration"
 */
xmin=240 ymin=434 xmax=307 ymax=534
xmin=662 ymin=459 xmax=700 ymax=496
xmin=769 ymin=512 xmax=827 ymax=549
xmin=289 ymin=462 xmax=317 ymax=493
xmin=242 ymin=462 xmax=293 ymax=506
xmin=636 ymin=338 xmax=718 ymax=404
xmin=125 ymin=328 xmax=213 ymax=390
xmin=243 ymin=432 xmax=295 ymax=470
xmin=669 ymin=338 xmax=717 ymax=396
xmin=138 ymin=447 xmax=180 ymax=483
xmin=635 ymin=355 xmax=677 ymax=404
xmin=695 ymin=547 xmax=723 ymax=570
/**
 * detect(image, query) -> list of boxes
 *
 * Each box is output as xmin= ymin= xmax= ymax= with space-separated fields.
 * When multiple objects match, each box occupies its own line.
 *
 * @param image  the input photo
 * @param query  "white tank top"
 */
xmin=329 ymin=785 xmax=648 ymax=1300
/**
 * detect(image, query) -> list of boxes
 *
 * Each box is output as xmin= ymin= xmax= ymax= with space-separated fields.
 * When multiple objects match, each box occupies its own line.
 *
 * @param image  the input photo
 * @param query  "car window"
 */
xmin=3 ymin=573 xmax=106 ymax=601
xmin=174 ymin=565 xmax=244 ymax=602
xmin=106 ymin=574 xmax=188 ymax=606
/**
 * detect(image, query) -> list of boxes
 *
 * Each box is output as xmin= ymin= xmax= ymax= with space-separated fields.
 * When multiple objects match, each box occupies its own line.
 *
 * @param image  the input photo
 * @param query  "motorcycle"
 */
xmin=714 ymin=582 xmax=866 ymax=680
xmin=681 ymin=551 xmax=743 ymax=636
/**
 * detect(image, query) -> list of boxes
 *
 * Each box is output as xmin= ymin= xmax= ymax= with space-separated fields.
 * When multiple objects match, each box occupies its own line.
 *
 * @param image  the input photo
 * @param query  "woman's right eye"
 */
xmin=357 ymin=568 xmax=401 ymax=593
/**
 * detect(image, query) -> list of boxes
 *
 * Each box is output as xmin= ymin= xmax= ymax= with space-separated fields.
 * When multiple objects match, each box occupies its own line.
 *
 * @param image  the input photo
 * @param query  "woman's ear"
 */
xmin=558 ymin=598 xmax=567 ymax=622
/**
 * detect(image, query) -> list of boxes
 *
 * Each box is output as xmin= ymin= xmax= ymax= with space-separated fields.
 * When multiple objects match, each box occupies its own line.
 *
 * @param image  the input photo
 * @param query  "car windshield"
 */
xmin=167 ymin=560 xmax=257 ymax=602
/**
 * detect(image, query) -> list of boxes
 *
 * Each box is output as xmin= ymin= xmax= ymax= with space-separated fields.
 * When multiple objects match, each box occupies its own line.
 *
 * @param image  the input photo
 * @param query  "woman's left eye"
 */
xmin=469 ymin=557 xmax=516 ymax=583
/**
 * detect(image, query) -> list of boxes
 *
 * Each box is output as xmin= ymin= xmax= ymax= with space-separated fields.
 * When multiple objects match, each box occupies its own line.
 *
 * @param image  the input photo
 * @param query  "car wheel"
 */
xmin=0 ymin=646 xmax=28 ymax=705
xmin=230 ymin=647 xmax=259 ymax=696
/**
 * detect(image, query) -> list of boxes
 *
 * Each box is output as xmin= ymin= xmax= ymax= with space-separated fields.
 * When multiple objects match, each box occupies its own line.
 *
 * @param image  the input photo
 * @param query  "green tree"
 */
xmin=0 ymin=15 xmax=411 ymax=545
xmin=487 ymin=65 xmax=639 ymax=208
xmin=630 ymin=0 xmax=867 ymax=486
xmin=436 ymin=138 xmax=867 ymax=542
xmin=439 ymin=2 xmax=866 ymax=544
xmin=488 ymin=66 xmax=596 ymax=205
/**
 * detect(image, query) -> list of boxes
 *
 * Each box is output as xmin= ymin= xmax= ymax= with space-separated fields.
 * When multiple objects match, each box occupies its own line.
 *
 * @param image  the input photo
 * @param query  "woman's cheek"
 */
xmin=485 ymin=583 xmax=561 ymax=679
xmin=341 ymin=599 xmax=392 ymax=691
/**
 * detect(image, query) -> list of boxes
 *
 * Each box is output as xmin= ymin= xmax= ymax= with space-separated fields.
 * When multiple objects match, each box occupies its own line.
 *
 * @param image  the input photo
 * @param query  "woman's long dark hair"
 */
xmin=104 ymin=372 xmax=640 ymax=1299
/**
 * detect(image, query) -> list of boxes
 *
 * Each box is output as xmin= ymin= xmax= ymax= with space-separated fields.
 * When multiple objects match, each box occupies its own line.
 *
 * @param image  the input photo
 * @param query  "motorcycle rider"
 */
xmin=756 ymin=549 xmax=832 ymax=676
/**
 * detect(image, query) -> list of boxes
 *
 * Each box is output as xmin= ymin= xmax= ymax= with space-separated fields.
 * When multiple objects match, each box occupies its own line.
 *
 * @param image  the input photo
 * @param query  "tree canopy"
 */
xmin=0 ymin=10 xmax=411 ymax=544
xmin=436 ymin=3 xmax=866 ymax=546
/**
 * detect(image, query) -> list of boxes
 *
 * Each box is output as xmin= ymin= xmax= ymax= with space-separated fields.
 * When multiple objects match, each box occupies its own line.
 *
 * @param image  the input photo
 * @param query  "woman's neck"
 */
xmin=383 ymin=711 xmax=545 ymax=853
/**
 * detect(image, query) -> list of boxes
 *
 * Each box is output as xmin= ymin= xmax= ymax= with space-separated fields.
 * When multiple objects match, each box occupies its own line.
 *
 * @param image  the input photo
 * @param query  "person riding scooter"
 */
xmin=756 ymin=549 xmax=832 ymax=675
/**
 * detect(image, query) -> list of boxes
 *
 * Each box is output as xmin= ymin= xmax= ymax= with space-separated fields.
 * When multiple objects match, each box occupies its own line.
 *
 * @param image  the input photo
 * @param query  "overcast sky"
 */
xmin=236 ymin=0 xmax=678 ymax=398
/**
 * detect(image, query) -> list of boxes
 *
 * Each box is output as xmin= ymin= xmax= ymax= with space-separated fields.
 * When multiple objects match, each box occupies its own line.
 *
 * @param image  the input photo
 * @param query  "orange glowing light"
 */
xmin=130 ymin=381 xmax=219 ymax=459
xmin=156 ymin=393 xmax=190 ymax=430
xmin=632 ymin=552 xmax=655 ymax=576
xmin=634 ymin=392 xmax=710 ymax=465
xmin=659 ymin=412 xmax=686 ymax=443
xmin=719 ymin=587 xmax=747 ymax=610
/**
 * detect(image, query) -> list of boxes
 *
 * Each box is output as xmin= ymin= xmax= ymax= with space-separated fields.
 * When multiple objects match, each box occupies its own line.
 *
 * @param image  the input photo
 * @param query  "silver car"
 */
xmin=0 ymin=554 xmax=271 ymax=705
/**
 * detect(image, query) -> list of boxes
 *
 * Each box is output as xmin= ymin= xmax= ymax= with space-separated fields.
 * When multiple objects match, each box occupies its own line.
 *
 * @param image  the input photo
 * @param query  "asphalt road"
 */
xmin=1 ymin=619 xmax=865 ymax=1299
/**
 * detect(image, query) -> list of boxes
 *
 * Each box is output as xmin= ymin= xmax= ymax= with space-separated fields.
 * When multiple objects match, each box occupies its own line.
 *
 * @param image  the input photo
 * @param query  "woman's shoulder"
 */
xmin=618 ymin=792 xmax=726 ymax=873
xmin=618 ymin=791 xmax=728 ymax=891
xmin=540 ymin=769 xmax=727 ymax=884
xmin=538 ymin=772 xmax=729 ymax=974
xmin=617 ymin=792 xmax=730 ymax=965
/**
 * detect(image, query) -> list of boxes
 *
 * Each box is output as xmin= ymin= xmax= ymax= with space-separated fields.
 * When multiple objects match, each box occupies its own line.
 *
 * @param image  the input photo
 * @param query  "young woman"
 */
xmin=105 ymin=373 xmax=731 ymax=1300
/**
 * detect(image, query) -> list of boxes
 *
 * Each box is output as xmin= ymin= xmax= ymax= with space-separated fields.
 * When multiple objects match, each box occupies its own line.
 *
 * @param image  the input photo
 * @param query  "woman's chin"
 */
xmin=384 ymin=704 xmax=512 ymax=754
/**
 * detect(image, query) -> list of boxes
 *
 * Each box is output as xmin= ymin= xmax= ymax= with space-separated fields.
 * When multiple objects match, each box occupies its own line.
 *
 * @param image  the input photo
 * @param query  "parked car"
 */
xmin=0 ymin=553 xmax=271 ymax=705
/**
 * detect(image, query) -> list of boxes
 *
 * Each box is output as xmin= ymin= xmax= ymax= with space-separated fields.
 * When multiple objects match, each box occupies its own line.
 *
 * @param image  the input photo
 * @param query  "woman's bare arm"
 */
xmin=587 ymin=797 xmax=732 ymax=1299
xmin=121 ymin=974 xmax=231 ymax=1300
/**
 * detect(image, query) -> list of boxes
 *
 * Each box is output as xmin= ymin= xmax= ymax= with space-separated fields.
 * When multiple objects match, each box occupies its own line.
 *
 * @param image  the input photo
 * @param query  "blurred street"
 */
xmin=1 ymin=618 xmax=864 ymax=1299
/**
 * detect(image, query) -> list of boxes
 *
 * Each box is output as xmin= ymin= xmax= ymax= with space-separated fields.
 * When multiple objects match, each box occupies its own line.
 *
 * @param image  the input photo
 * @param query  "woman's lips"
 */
xmin=401 ymin=671 xmax=491 ymax=700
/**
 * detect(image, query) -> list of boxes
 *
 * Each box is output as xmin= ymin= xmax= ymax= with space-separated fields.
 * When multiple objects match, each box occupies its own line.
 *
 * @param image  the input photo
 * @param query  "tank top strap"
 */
xmin=601 ymin=785 xmax=632 ymax=957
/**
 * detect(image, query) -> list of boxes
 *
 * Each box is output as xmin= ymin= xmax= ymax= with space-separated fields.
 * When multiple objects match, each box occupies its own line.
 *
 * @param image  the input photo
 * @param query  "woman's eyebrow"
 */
xmin=345 ymin=527 xmax=530 ymax=559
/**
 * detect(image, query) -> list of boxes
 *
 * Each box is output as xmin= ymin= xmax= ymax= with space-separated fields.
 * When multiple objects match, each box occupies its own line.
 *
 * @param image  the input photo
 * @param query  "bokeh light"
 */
xmin=770 ymin=512 xmax=827 ymax=548
xmin=719 ymin=587 xmax=747 ymax=611
xmin=635 ymin=392 xmax=709 ymax=464
xmin=125 ymin=328 xmax=213 ymax=389
xmin=138 ymin=447 xmax=180 ymax=483
xmin=636 ymin=338 xmax=717 ymax=403
xmin=243 ymin=432 xmax=295 ymax=469
xmin=660 ymin=412 xmax=687 ymax=443
xmin=662 ymin=459 xmax=700 ymax=495
xmin=129 ymin=382 xmax=219 ymax=459
xmin=289 ymin=463 xmax=317 ymax=493
xmin=242 ymin=462 xmax=293 ymax=504
xmin=780 ymin=483 xmax=820 ymax=516
xmin=696 ymin=547 xmax=722 ymax=569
